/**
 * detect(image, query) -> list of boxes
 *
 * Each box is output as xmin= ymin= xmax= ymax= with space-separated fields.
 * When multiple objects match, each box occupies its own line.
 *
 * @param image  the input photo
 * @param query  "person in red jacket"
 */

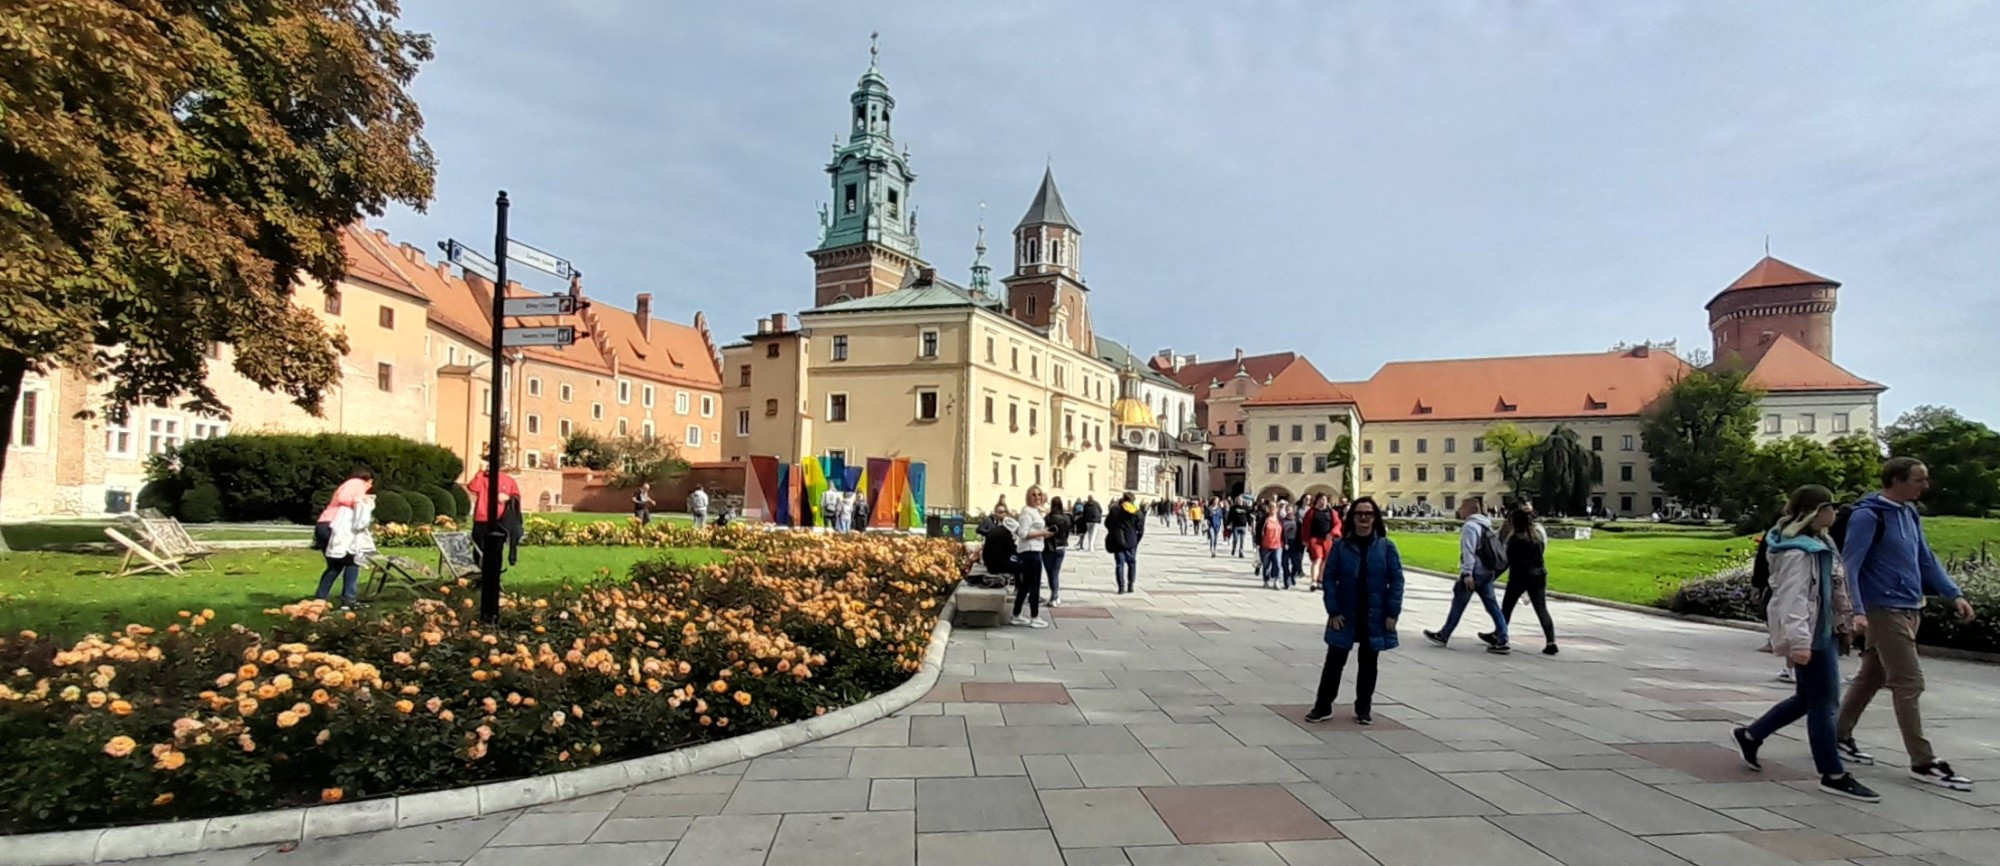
xmin=1259 ymin=502 xmax=1285 ymax=589
xmin=1304 ymin=493 xmax=1343 ymax=590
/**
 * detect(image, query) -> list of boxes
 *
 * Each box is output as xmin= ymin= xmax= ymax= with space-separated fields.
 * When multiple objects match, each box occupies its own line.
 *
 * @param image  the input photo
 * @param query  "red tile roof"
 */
xmin=1745 ymin=335 xmax=1883 ymax=393
xmin=1153 ymin=352 xmax=1299 ymax=401
xmin=1708 ymin=256 xmax=1839 ymax=310
xmin=1319 ymin=347 xmax=1691 ymax=422
xmin=339 ymin=226 xmax=429 ymax=303
xmin=1244 ymin=358 xmax=1353 ymax=407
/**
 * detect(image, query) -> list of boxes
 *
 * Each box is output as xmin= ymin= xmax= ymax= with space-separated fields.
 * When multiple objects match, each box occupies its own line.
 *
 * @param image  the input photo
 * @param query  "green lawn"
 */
xmin=0 ymin=545 xmax=729 ymax=642
xmin=526 ymin=511 xmax=695 ymax=526
xmin=1390 ymin=515 xmax=2000 ymax=606
xmin=0 ymin=521 xmax=311 ymax=550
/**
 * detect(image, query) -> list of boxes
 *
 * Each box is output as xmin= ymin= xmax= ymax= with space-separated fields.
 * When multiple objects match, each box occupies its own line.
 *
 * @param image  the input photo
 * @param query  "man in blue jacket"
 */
xmin=1836 ymin=457 xmax=1977 ymax=791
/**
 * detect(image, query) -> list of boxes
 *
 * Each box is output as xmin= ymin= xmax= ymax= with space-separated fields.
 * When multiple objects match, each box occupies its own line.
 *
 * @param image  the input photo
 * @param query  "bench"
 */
xmin=362 ymin=531 xmax=475 ymax=600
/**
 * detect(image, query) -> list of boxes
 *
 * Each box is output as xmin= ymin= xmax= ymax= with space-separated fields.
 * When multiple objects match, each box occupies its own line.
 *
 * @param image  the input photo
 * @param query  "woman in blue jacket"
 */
xmin=1305 ymin=496 xmax=1403 ymax=725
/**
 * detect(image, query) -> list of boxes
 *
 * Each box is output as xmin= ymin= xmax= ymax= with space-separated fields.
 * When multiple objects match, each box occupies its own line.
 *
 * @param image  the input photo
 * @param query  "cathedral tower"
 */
xmin=810 ymin=39 xmax=925 ymax=308
xmin=1707 ymin=256 xmax=1839 ymax=367
xmin=1003 ymin=168 xmax=1092 ymax=354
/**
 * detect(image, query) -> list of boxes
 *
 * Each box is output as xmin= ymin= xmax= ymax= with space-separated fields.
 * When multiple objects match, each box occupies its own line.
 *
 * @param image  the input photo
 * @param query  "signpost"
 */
xmin=452 ymin=192 xmax=583 ymax=623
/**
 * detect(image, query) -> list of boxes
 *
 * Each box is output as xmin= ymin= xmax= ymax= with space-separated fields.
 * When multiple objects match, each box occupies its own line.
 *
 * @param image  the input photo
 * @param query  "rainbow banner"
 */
xmin=772 ymin=462 xmax=793 ymax=526
xmin=905 ymin=462 xmax=926 ymax=528
xmin=800 ymin=458 xmax=828 ymax=525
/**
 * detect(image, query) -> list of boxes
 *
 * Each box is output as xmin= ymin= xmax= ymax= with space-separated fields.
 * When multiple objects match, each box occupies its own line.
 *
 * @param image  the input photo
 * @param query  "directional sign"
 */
xmin=502 ymin=326 xmax=578 ymax=348
xmin=441 ymin=239 xmax=499 ymax=281
xmin=507 ymin=240 xmax=575 ymax=279
xmin=503 ymin=295 xmax=582 ymax=318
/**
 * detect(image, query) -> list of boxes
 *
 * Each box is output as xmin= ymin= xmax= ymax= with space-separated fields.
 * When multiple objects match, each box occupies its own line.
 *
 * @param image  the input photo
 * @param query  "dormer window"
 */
xmin=1585 ymin=394 xmax=1608 ymax=411
xmin=1496 ymin=398 xmax=1518 ymax=413
xmin=1413 ymin=401 xmax=1433 ymax=415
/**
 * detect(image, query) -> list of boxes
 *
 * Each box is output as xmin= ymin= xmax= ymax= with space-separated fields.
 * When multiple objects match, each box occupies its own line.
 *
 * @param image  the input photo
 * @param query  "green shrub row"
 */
xmin=145 ymin=434 xmax=464 ymax=524
xmin=1670 ymin=559 xmax=2000 ymax=655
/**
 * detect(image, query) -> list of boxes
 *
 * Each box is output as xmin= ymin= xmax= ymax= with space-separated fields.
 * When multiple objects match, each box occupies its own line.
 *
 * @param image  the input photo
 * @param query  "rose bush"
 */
xmin=0 ymin=533 xmax=960 ymax=832
xmin=376 ymin=516 xmax=815 ymax=556
xmin=1669 ymin=554 xmax=2000 ymax=654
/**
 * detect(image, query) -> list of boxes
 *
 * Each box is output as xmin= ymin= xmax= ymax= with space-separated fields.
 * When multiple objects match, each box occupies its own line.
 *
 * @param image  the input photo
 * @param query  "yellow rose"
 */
xmin=395 ymin=700 xmax=414 ymax=714
xmin=276 ymin=711 xmax=301 ymax=729
xmin=103 ymin=736 xmax=137 ymax=758
xmin=237 ymin=697 xmax=259 ymax=717
xmin=320 ymin=788 xmax=344 ymax=804
xmin=154 ymin=749 xmax=186 ymax=771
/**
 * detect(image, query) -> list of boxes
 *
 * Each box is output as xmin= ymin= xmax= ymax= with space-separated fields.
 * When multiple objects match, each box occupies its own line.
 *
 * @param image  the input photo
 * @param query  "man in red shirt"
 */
xmin=466 ymin=465 xmax=520 ymax=564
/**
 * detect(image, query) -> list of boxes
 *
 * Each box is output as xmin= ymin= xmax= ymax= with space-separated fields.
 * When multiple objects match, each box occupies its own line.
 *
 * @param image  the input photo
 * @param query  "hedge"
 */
xmin=150 ymin=434 xmax=462 ymax=524
xmin=372 ymin=491 xmax=415 ymax=526
xmin=1670 ymin=557 xmax=2000 ymax=654
xmin=417 ymin=484 xmax=457 ymax=523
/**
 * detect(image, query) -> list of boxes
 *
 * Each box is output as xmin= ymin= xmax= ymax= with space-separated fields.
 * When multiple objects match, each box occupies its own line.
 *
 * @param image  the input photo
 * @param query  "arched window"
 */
xmin=1027 ymin=238 xmax=1040 ymax=262
xmin=1051 ymin=239 xmax=1063 ymax=264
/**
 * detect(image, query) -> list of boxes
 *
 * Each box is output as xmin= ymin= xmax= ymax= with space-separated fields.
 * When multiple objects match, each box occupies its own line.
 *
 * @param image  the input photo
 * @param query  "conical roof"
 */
xmin=1708 ymin=256 xmax=1838 ymax=310
xmin=1017 ymin=167 xmax=1076 ymax=230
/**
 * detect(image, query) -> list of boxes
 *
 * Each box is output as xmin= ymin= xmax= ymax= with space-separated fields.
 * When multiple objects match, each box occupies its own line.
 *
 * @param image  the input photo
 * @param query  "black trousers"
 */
xmin=1312 ymin=620 xmax=1379 ymax=716
xmin=1501 ymin=571 xmax=1556 ymax=643
xmin=1012 ymin=552 xmax=1044 ymax=618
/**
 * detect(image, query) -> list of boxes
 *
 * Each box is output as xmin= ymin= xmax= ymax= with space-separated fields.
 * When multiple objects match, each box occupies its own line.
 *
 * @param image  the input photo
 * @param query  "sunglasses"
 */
xmin=1352 ymin=511 xmax=1377 ymax=519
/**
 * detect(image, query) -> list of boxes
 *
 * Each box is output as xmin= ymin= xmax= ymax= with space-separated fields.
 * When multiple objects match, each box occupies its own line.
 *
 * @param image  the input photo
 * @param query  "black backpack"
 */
xmin=1474 ymin=524 xmax=1509 ymax=573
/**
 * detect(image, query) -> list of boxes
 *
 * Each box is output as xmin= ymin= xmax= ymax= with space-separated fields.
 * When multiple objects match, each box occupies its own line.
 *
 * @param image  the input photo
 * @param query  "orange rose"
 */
xmin=733 ymin=691 xmax=752 ymax=707
xmin=109 ymin=699 xmax=134 ymax=716
xmin=320 ymin=788 xmax=344 ymax=804
xmin=103 ymin=736 xmax=137 ymax=758
xmin=154 ymin=749 xmax=186 ymax=771
xmin=395 ymin=700 xmax=414 ymax=714
xmin=237 ymin=697 xmax=259 ymax=716
xmin=153 ymin=793 xmax=175 ymax=806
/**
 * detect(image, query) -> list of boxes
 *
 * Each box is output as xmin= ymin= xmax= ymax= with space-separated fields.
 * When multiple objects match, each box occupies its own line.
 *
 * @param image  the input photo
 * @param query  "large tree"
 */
xmin=0 ymin=0 xmax=435 ymax=543
xmin=1529 ymin=425 xmax=1601 ymax=516
xmin=1640 ymin=368 xmax=1763 ymax=513
xmin=1884 ymin=406 xmax=2000 ymax=516
xmin=1480 ymin=422 xmax=1541 ymax=505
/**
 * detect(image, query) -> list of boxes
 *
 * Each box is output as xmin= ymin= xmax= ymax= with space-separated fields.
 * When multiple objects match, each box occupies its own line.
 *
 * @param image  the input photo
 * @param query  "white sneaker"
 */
xmin=1048 ymin=597 xmax=1062 ymax=608
xmin=1010 ymin=615 xmax=1030 ymax=627
xmin=1029 ymin=617 xmax=1050 ymax=629
xmin=1776 ymin=667 xmax=1795 ymax=683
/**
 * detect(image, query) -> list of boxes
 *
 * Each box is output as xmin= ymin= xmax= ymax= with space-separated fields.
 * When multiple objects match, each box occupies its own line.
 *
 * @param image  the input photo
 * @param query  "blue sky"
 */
xmin=377 ymin=1 xmax=1999 ymax=425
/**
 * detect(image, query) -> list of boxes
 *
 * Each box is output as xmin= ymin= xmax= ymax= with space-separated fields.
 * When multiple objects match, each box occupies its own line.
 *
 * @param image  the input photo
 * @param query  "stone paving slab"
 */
xmin=111 ymin=529 xmax=2000 ymax=866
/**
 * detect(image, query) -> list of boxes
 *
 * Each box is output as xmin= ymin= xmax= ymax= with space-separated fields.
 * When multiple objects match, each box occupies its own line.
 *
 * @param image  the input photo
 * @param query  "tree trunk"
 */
xmin=0 ymin=349 xmax=26 ymax=554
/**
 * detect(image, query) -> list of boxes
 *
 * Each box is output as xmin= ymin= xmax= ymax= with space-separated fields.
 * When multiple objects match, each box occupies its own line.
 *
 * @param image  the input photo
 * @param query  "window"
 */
xmin=378 ymin=306 xmax=395 ymax=329
xmin=1026 ymin=295 xmax=1037 ymax=318
xmin=1619 ymin=464 xmax=1634 ymax=482
xmin=1268 ymin=425 xmax=1280 ymax=442
xmin=1621 ymin=434 xmax=1635 ymax=451
xmin=559 ymin=383 xmax=573 ymax=403
xmin=1416 ymin=466 xmax=1428 ymax=482
xmin=525 ymin=452 xmax=541 ymax=469
xmin=376 ymin=363 xmax=393 ymax=392
xmin=916 ymin=389 xmax=940 ymax=421
xmin=700 ymin=395 xmax=714 ymax=417
xmin=1764 ymin=413 xmax=1782 ymax=434
xmin=1800 ymin=413 xmax=1817 ymax=433
xmin=1291 ymin=424 xmax=1303 ymax=441
xmin=1363 ymin=467 xmax=1375 ymax=482
xmin=828 ymin=393 xmax=848 ymax=422
xmin=1363 ymin=439 xmax=1374 ymax=454
xmin=1473 ymin=466 xmax=1485 ymax=482
xmin=1389 ymin=466 xmax=1401 ymax=483
xmin=993 ymin=461 xmax=1001 ymax=483
xmin=324 ymin=292 xmax=342 ymax=315
xmin=1008 ymin=403 xmax=1019 ymax=431
xmin=646 ymin=385 xmax=660 ymax=408
xmin=146 ymin=418 xmax=181 ymax=454
xmin=675 ymin=391 xmax=691 ymax=414
xmin=1054 ymin=365 xmax=1065 ymax=388
xmin=738 ymin=365 xmax=752 ymax=387
xmin=12 ymin=390 xmax=40 ymax=448
xmin=831 ymin=335 xmax=849 ymax=362
xmin=920 ymin=330 xmax=939 ymax=358
xmin=1030 ymin=355 xmax=1038 ymax=379
xmin=1314 ymin=423 xmax=1327 ymax=441
xmin=686 ymin=425 xmax=702 ymax=447
xmin=736 ymin=409 xmax=750 ymax=436
xmin=1833 ymin=412 xmax=1850 ymax=432
xmin=1010 ymin=347 xmax=1019 ymax=371
xmin=1619 ymin=495 xmax=1634 ymax=513
xmin=1444 ymin=466 xmax=1456 ymax=482
xmin=764 ymin=398 xmax=778 ymax=417
xmin=1290 ymin=455 xmax=1304 ymax=474
xmin=191 ymin=420 xmax=227 ymax=441
xmin=1444 ymin=438 xmax=1456 ymax=453
xmin=526 ymin=414 xmax=541 ymax=435
xmin=1652 ymin=496 xmax=1665 ymax=513
xmin=1010 ymin=464 xmax=1018 ymax=486
xmin=765 ymin=343 xmax=780 ymax=358
xmin=984 ymin=396 xmax=995 ymax=423
xmin=1590 ymin=435 xmax=1603 ymax=451
xmin=826 ymin=449 xmax=847 ymax=463
xmin=558 ymin=418 xmax=572 ymax=437
xmin=1268 ymin=456 xmax=1280 ymax=473
xmin=1314 ymin=454 xmax=1328 ymax=473
xmin=591 ymin=402 xmax=604 ymax=420
xmin=844 ymin=183 xmax=858 ymax=213
xmin=1028 ymin=407 xmax=1038 ymax=433
xmin=105 ymin=418 xmax=133 ymax=456
xmin=1416 ymin=438 xmax=1428 ymax=454
xmin=618 ymin=380 xmax=633 ymax=405
xmin=1388 ymin=439 xmax=1400 ymax=454
xmin=617 ymin=418 xmax=629 ymax=436
xmin=528 ymin=377 xmax=542 ymax=397
xmin=481 ymin=387 xmax=491 ymax=415
xmin=1472 ymin=438 xmax=1486 ymax=453
xmin=985 ymin=336 xmax=995 ymax=363
xmin=446 ymin=345 xmax=458 ymax=365
xmin=1217 ymin=422 xmax=1227 ymax=435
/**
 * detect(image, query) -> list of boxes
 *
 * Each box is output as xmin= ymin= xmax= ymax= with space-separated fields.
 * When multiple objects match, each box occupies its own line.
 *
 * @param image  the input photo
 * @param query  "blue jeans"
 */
xmin=1260 ymin=549 xmax=1280 ymax=584
xmin=1283 ymin=547 xmax=1304 ymax=587
xmin=1747 ymin=640 xmax=1845 ymax=776
xmin=1207 ymin=521 xmax=1222 ymax=553
xmin=1041 ymin=548 xmax=1066 ymax=601
xmin=315 ymin=555 xmax=359 ymax=605
xmin=1438 ymin=573 xmax=1508 ymax=644
xmin=1229 ymin=530 xmax=1246 ymax=556
xmin=1113 ymin=549 xmax=1137 ymax=591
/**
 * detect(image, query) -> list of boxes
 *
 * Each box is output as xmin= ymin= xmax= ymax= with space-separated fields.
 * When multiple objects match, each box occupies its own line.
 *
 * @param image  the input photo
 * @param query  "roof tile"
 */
xmin=1744 ymin=334 xmax=1882 ymax=393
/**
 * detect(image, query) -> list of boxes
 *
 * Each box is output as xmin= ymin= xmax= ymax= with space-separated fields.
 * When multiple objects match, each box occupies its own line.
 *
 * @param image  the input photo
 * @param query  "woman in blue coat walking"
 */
xmin=1306 ymin=497 xmax=1403 ymax=725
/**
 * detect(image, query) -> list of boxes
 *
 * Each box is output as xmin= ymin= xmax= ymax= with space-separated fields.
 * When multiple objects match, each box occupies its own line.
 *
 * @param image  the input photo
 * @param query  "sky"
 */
xmin=376 ymin=1 xmax=2000 ymax=425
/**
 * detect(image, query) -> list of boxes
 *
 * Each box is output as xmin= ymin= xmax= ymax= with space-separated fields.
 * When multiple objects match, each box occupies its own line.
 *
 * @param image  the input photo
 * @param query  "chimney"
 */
xmin=1233 ymin=347 xmax=1245 ymax=364
xmin=772 ymin=312 xmax=790 ymax=333
xmin=1632 ymin=344 xmax=1650 ymax=358
xmin=757 ymin=317 xmax=772 ymax=335
xmin=916 ymin=267 xmax=937 ymax=286
xmin=634 ymin=293 xmax=653 ymax=340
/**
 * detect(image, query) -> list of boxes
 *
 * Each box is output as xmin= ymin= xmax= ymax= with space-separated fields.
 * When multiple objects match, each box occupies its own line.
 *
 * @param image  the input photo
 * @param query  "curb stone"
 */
xmin=0 ymin=594 xmax=959 ymax=866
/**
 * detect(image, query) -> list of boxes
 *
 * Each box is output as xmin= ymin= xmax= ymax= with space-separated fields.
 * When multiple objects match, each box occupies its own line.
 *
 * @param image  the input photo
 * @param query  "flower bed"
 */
xmin=0 ymin=533 xmax=961 ymax=833
xmin=377 ymin=515 xmax=819 ymax=554
xmin=1669 ymin=555 xmax=2000 ymax=654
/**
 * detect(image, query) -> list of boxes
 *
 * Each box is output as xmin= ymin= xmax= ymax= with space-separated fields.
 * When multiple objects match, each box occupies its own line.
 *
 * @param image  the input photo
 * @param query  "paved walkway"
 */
xmin=133 ymin=527 xmax=2000 ymax=866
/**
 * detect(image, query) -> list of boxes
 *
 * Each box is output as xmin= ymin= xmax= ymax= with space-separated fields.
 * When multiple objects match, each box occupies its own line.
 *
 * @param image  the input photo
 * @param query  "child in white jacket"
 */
xmin=315 ymin=495 xmax=377 ymax=609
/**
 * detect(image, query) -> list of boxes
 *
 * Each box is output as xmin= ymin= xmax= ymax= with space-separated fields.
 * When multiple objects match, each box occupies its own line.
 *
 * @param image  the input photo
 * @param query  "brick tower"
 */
xmin=1707 ymin=256 xmax=1839 ymax=367
xmin=1002 ymin=168 xmax=1093 ymax=354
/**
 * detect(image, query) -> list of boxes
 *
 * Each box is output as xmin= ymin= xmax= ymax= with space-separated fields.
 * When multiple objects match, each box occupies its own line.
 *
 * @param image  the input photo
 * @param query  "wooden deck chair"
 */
xmin=141 ymin=517 xmax=217 ymax=571
xmin=432 ymin=531 xmax=482 ymax=581
xmin=361 ymin=551 xmax=444 ymax=599
xmin=105 ymin=528 xmax=185 ymax=577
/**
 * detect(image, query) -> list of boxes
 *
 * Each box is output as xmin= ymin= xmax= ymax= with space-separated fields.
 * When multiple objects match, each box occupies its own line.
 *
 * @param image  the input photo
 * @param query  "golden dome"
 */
xmin=1112 ymin=397 xmax=1159 ymax=429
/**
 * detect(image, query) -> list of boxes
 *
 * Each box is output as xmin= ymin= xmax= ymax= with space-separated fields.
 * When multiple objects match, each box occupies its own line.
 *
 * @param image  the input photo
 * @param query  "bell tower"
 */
xmin=810 ymin=35 xmax=925 ymax=308
xmin=1003 ymin=167 xmax=1092 ymax=353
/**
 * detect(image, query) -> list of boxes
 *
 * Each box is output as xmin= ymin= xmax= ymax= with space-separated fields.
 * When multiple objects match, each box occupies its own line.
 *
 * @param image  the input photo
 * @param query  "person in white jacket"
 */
xmin=1010 ymin=486 xmax=1054 ymax=628
xmin=1732 ymin=485 xmax=1880 ymax=803
xmin=314 ymin=494 xmax=378 ymax=610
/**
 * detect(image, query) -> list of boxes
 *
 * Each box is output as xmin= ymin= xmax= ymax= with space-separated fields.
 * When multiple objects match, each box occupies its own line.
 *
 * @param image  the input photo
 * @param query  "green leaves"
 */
xmin=1886 ymin=406 xmax=2000 ymax=517
xmin=1640 ymin=369 xmax=1764 ymax=513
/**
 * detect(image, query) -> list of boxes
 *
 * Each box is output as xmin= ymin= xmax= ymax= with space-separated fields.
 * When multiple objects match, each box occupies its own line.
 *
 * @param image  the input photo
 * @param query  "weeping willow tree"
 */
xmin=1531 ymin=426 xmax=1601 ymax=516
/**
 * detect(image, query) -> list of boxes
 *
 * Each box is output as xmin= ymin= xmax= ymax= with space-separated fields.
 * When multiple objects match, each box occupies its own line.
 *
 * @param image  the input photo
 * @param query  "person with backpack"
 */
xmin=1043 ymin=496 xmax=1073 ymax=608
xmin=1304 ymin=494 xmax=1343 ymax=591
xmin=1104 ymin=492 xmax=1145 ymax=594
xmin=1834 ymin=457 xmax=1978 ymax=791
xmin=1258 ymin=503 xmax=1285 ymax=589
xmin=1424 ymin=495 xmax=1511 ymax=654
xmin=1281 ymin=502 xmax=1306 ymax=589
xmin=1731 ymin=485 xmax=1880 ymax=803
xmin=1076 ymin=496 xmax=1102 ymax=552
xmin=1305 ymin=496 xmax=1402 ymax=725
xmin=1226 ymin=497 xmax=1250 ymax=558
xmin=1498 ymin=505 xmax=1557 ymax=655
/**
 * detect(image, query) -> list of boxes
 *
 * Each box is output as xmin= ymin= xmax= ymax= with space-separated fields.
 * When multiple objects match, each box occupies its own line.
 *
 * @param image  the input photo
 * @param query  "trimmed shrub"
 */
xmin=150 ymin=433 xmax=463 ymax=524
xmin=372 ymin=490 xmax=415 ymax=526
xmin=1671 ymin=557 xmax=2000 ymax=655
xmin=177 ymin=483 xmax=224 ymax=523
xmin=310 ymin=488 xmax=336 ymax=520
xmin=416 ymin=484 xmax=456 ymax=523
xmin=135 ymin=481 xmax=180 ymax=517
xmin=449 ymin=484 xmax=472 ymax=519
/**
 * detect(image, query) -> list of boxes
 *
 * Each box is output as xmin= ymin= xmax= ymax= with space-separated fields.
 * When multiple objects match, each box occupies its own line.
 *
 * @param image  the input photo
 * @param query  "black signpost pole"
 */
xmin=481 ymin=191 xmax=510 ymax=623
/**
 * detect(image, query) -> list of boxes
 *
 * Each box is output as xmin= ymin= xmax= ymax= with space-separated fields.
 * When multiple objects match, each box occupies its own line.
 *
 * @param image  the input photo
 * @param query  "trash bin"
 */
xmin=105 ymin=490 xmax=132 ymax=514
xmin=946 ymin=514 xmax=965 ymax=541
xmin=925 ymin=514 xmax=944 ymax=538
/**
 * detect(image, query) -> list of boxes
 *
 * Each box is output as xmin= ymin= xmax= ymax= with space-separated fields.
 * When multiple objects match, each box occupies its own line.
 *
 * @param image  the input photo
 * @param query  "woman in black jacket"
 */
xmin=1498 ymin=506 xmax=1556 ymax=655
xmin=1044 ymin=497 xmax=1073 ymax=607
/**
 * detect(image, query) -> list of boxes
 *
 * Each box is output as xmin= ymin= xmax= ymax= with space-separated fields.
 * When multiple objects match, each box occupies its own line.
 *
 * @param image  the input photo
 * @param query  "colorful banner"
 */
xmin=747 ymin=455 xmax=780 ymax=522
xmin=772 ymin=462 xmax=792 ymax=526
xmin=843 ymin=466 xmax=863 ymax=497
xmin=905 ymin=462 xmax=926 ymax=528
xmin=865 ymin=458 xmax=891 ymax=528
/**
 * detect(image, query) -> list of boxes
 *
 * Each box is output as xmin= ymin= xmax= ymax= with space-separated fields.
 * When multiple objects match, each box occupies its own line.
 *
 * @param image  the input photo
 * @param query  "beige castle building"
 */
xmin=1239 ymin=256 xmax=1885 ymax=517
xmin=2 ymin=225 xmax=722 ymax=519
